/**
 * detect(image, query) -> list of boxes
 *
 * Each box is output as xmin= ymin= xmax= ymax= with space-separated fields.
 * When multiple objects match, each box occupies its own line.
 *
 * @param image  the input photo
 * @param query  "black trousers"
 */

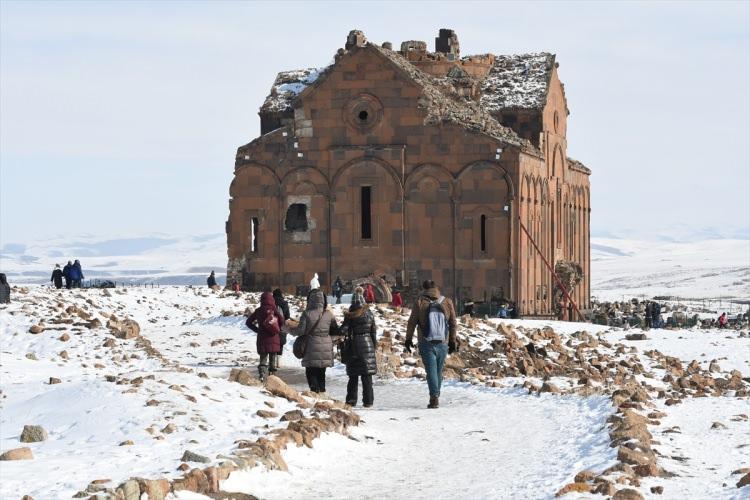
xmin=305 ymin=367 xmax=327 ymax=393
xmin=346 ymin=374 xmax=373 ymax=406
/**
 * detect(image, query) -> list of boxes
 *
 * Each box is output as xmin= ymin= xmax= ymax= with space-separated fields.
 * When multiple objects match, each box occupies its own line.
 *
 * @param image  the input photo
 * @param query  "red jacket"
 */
xmin=392 ymin=292 xmax=403 ymax=308
xmin=246 ymin=292 xmax=285 ymax=354
xmin=364 ymin=285 xmax=375 ymax=303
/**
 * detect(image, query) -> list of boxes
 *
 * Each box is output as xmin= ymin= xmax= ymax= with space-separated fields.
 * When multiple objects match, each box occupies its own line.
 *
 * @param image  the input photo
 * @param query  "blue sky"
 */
xmin=1 ymin=1 xmax=748 ymax=244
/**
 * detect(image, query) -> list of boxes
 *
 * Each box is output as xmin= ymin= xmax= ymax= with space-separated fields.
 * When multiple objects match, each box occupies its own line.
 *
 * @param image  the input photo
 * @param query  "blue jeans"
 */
xmin=419 ymin=341 xmax=448 ymax=397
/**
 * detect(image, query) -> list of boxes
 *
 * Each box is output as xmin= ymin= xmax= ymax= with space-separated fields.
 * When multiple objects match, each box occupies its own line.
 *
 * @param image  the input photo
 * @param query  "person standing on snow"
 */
xmin=339 ymin=287 xmax=378 ymax=407
xmin=718 ymin=312 xmax=728 ymax=329
xmin=246 ymin=291 xmax=285 ymax=381
xmin=332 ymin=276 xmax=343 ymax=304
xmin=391 ymin=289 xmax=403 ymax=309
xmin=207 ymin=271 xmax=218 ymax=289
xmin=292 ymin=288 xmax=339 ymax=395
xmin=364 ymin=283 xmax=376 ymax=304
xmin=309 ymin=273 xmax=320 ymax=291
xmin=50 ymin=264 xmax=64 ymax=289
xmin=273 ymin=288 xmax=291 ymax=357
xmin=70 ymin=259 xmax=84 ymax=288
xmin=62 ymin=261 xmax=73 ymax=289
xmin=644 ymin=301 xmax=653 ymax=329
xmin=0 ymin=273 xmax=10 ymax=304
xmin=404 ymin=280 xmax=458 ymax=409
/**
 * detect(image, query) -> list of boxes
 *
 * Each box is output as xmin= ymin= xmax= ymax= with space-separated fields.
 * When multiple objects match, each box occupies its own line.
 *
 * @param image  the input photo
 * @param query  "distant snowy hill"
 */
xmin=1 ymin=232 xmax=748 ymax=300
xmin=0 ymin=233 xmax=227 ymax=285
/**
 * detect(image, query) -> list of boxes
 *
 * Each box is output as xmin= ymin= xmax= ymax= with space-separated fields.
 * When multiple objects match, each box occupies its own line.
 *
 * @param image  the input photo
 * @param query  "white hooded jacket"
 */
xmin=310 ymin=273 xmax=320 ymax=290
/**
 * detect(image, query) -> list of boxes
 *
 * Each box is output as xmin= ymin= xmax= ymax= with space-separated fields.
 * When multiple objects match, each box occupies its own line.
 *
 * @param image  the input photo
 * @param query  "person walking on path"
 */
xmin=292 ymin=288 xmax=339 ymax=395
xmin=0 ymin=273 xmax=10 ymax=304
xmin=405 ymin=280 xmax=458 ymax=409
xmin=50 ymin=264 xmax=64 ymax=289
xmin=339 ymin=287 xmax=377 ymax=407
xmin=62 ymin=261 xmax=73 ymax=289
xmin=70 ymin=259 xmax=84 ymax=288
xmin=718 ymin=312 xmax=728 ymax=329
xmin=332 ymin=276 xmax=344 ymax=304
xmin=246 ymin=291 xmax=285 ymax=382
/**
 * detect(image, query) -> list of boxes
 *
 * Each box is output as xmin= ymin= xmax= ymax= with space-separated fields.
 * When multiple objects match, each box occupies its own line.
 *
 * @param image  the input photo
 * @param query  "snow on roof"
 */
xmin=261 ymin=67 xmax=327 ymax=113
xmin=370 ymin=44 xmax=528 ymax=149
xmin=479 ymin=53 xmax=555 ymax=111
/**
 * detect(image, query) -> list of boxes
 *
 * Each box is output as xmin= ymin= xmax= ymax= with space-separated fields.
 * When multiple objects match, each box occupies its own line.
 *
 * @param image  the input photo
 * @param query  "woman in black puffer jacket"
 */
xmin=340 ymin=287 xmax=378 ymax=407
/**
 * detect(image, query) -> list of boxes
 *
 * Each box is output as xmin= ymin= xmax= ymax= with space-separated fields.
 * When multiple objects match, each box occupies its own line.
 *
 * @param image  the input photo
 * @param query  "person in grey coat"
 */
xmin=339 ymin=287 xmax=377 ymax=407
xmin=293 ymin=288 xmax=339 ymax=393
xmin=0 ymin=273 xmax=10 ymax=304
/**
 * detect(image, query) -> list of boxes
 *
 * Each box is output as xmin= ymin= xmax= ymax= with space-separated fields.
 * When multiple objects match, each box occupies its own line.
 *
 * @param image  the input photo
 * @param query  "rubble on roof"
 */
xmin=479 ymin=53 xmax=555 ymax=111
xmin=260 ymin=67 xmax=328 ymax=114
xmin=371 ymin=44 xmax=528 ymax=149
xmin=567 ymin=157 xmax=591 ymax=175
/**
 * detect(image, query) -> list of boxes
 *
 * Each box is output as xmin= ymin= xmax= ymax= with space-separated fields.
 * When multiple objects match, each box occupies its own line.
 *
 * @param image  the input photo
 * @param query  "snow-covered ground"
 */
xmin=1 ymin=286 xmax=748 ymax=499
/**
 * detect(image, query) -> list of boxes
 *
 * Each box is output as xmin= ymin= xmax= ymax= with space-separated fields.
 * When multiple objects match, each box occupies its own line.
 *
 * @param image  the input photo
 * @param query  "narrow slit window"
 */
xmin=250 ymin=217 xmax=259 ymax=253
xmin=361 ymin=186 xmax=372 ymax=240
xmin=480 ymin=214 xmax=487 ymax=253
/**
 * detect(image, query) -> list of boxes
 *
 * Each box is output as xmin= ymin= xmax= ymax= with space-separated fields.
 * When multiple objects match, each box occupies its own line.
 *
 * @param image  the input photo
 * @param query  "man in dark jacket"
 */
xmin=70 ymin=260 xmax=84 ymax=288
xmin=340 ymin=286 xmax=377 ymax=407
xmin=644 ymin=301 xmax=653 ymax=329
xmin=332 ymin=276 xmax=344 ymax=304
xmin=62 ymin=261 xmax=73 ymax=289
xmin=0 ymin=273 xmax=10 ymax=304
xmin=207 ymin=271 xmax=218 ymax=289
xmin=405 ymin=280 xmax=458 ymax=409
xmin=51 ymin=264 xmax=64 ymax=289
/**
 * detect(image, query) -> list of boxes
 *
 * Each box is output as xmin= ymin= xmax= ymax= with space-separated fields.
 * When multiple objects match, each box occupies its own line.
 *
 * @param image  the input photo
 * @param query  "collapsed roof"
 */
xmin=479 ymin=53 xmax=555 ymax=111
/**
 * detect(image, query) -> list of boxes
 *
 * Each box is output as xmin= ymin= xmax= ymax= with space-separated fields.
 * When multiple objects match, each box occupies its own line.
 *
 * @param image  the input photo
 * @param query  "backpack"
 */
xmin=423 ymin=296 xmax=447 ymax=342
xmin=262 ymin=309 xmax=280 ymax=336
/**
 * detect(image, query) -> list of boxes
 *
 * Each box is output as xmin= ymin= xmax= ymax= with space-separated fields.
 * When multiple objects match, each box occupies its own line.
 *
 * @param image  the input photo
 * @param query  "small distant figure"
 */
xmin=364 ymin=283 xmax=376 ymax=304
xmin=0 ymin=273 xmax=10 ymax=304
xmin=508 ymin=302 xmax=518 ymax=319
xmin=644 ymin=301 xmax=653 ymax=329
xmin=207 ymin=271 xmax=219 ymax=290
xmin=51 ymin=264 xmax=64 ymax=289
xmin=652 ymin=302 xmax=662 ymax=328
xmin=231 ymin=279 xmax=241 ymax=293
xmin=718 ymin=312 xmax=728 ymax=329
xmin=62 ymin=261 xmax=72 ymax=289
xmin=496 ymin=303 xmax=508 ymax=318
xmin=273 ymin=288 xmax=291 ymax=357
xmin=310 ymin=272 xmax=320 ymax=290
xmin=391 ymin=289 xmax=403 ymax=309
xmin=70 ymin=259 xmax=84 ymax=288
xmin=463 ymin=300 xmax=474 ymax=317
xmin=332 ymin=275 xmax=343 ymax=304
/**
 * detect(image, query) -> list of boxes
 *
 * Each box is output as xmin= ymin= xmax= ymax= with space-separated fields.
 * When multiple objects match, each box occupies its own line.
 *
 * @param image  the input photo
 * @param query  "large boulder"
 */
xmin=107 ymin=318 xmax=140 ymax=339
xmin=20 ymin=425 xmax=47 ymax=443
xmin=0 ymin=447 xmax=33 ymax=460
xmin=228 ymin=368 xmax=262 ymax=387
xmin=265 ymin=375 xmax=303 ymax=403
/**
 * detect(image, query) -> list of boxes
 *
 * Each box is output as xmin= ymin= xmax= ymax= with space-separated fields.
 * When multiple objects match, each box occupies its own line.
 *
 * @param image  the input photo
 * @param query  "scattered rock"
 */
xmin=20 ymin=425 xmax=48 ymax=443
xmin=711 ymin=421 xmax=727 ymax=430
xmin=256 ymin=410 xmax=279 ymax=419
xmin=281 ymin=410 xmax=304 ymax=422
xmin=107 ymin=318 xmax=141 ymax=339
xmin=49 ymin=377 xmax=61 ymax=385
xmin=119 ymin=440 xmax=134 ymax=446
xmin=555 ymin=482 xmax=590 ymax=496
xmin=25 ymin=353 xmax=37 ymax=361
xmin=162 ymin=423 xmax=177 ymax=434
xmin=228 ymin=368 xmax=262 ymax=387
xmin=0 ymin=447 xmax=33 ymax=460
xmin=612 ymin=488 xmax=644 ymax=500
xmin=625 ymin=333 xmax=648 ymax=341
xmin=59 ymin=333 xmax=70 ymax=342
xmin=540 ymin=381 xmax=560 ymax=394
xmin=650 ymin=486 xmax=664 ymax=494
xmin=574 ymin=470 xmax=596 ymax=483
xmin=738 ymin=473 xmax=750 ymax=488
xmin=265 ymin=375 xmax=303 ymax=402
xmin=181 ymin=450 xmax=210 ymax=464
xmin=28 ymin=324 xmax=44 ymax=334
xmin=59 ymin=350 xmax=69 ymax=360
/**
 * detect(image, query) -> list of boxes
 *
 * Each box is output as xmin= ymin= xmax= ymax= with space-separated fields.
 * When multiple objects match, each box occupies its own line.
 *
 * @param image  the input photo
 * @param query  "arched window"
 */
xmin=480 ymin=214 xmax=487 ymax=253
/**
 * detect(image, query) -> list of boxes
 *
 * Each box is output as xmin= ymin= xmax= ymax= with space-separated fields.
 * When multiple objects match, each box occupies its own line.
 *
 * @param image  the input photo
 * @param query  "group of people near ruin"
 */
xmin=244 ymin=275 xmax=458 ymax=409
xmin=49 ymin=260 xmax=85 ymax=289
xmin=644 ymin=300 xmax=663 ymax=329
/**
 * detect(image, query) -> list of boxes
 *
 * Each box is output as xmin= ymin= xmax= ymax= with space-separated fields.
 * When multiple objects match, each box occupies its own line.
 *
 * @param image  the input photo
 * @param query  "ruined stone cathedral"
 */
xmin=226 ymin=29 xmax=591 ymax=317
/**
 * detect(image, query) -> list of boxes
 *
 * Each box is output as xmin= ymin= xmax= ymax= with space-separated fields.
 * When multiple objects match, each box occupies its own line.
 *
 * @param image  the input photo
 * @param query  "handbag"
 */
xmin=340 ymin=326 xmax=356 ymax=364
xmin=292 ymin=311 xmax=324 ymax=359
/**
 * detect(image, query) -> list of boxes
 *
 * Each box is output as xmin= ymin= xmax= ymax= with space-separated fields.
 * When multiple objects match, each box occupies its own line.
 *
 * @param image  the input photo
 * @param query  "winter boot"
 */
xmin=428 ymin=395 xmax=439 ymax=409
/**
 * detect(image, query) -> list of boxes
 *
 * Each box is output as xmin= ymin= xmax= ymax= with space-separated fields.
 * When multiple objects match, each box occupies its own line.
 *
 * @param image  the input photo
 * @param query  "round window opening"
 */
xmin=344 ymin=94 xmax=383 ymax=131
